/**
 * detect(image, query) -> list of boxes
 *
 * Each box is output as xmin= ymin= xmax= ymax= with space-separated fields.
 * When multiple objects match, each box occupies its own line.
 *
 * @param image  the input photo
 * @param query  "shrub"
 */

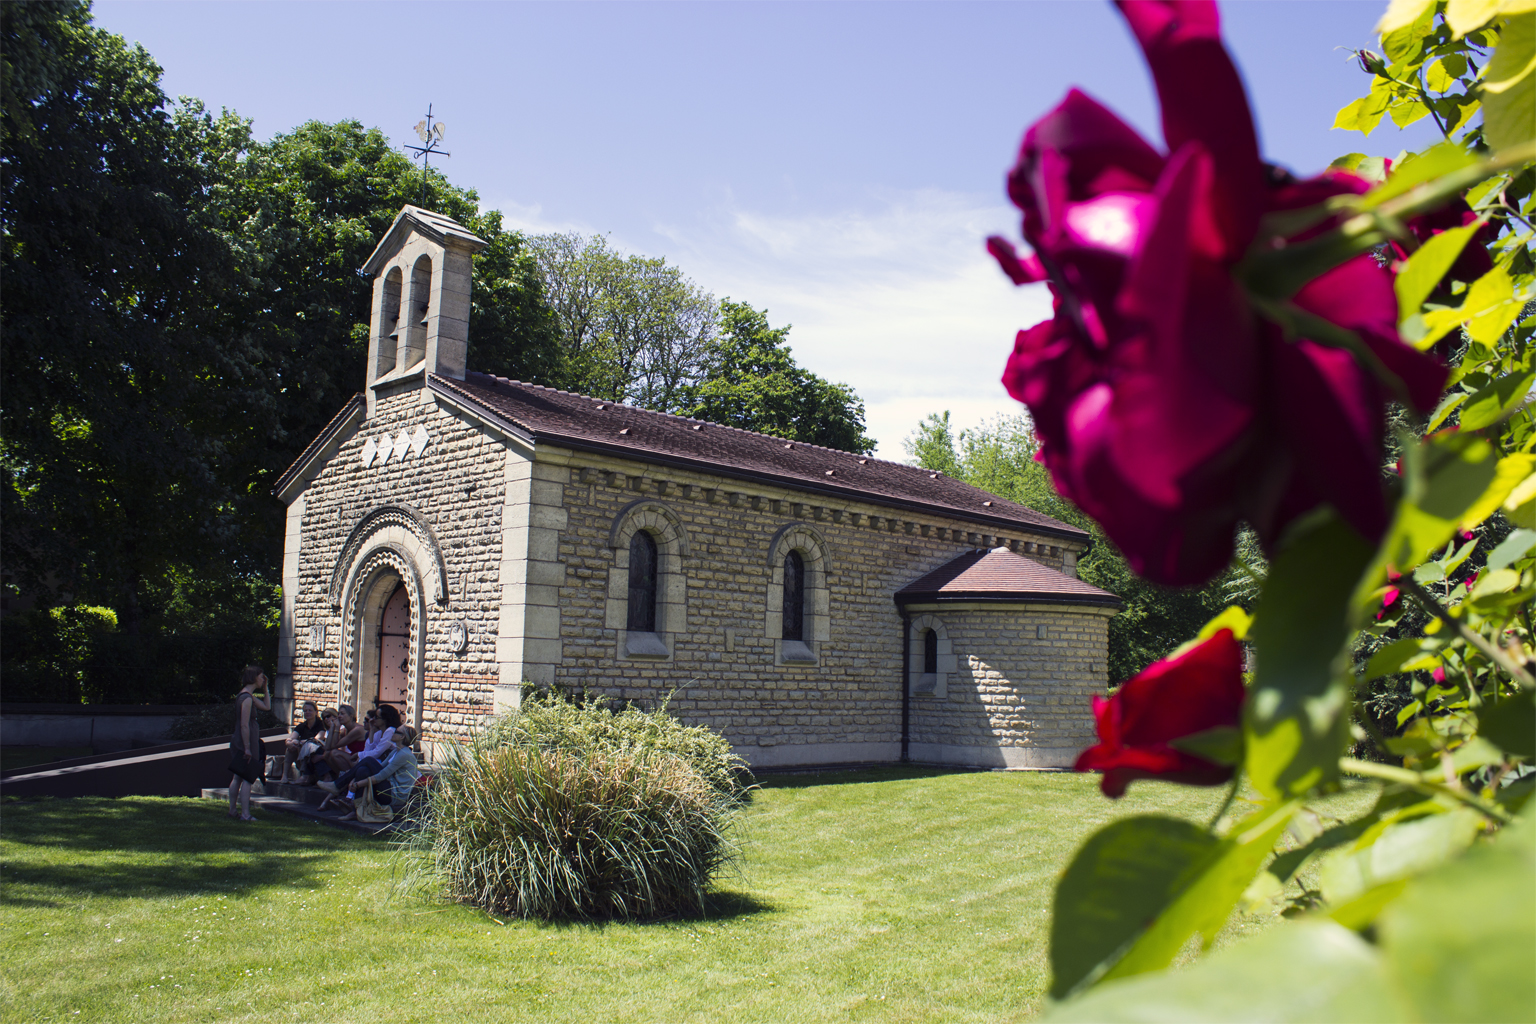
xmin=402 ymin=692 xmax=752 ymax=921
xmin=486 ymin=689 xmax=752 ymax=799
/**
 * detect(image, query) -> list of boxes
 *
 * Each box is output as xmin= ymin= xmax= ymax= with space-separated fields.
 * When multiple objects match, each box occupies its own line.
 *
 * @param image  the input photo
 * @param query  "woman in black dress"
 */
xmin=227 ymin=666 xmax=272 ymax=821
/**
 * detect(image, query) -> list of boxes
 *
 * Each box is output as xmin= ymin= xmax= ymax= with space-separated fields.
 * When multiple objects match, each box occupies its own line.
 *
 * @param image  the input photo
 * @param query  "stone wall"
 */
xmin=282 ymin=390 xmax=1108 ymax=765
xmin=905 ymin=603 xmax=1111 ymax=768
xmin=523 ymin=448 xmax=1097 ymax=768
xmin=283 ymin=384 xmax=505 ymax=744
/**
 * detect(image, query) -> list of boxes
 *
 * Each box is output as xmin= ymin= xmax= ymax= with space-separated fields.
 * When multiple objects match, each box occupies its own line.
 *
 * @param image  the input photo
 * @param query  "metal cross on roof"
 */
xmin=404 ymin=104 xmax=450 ymax=208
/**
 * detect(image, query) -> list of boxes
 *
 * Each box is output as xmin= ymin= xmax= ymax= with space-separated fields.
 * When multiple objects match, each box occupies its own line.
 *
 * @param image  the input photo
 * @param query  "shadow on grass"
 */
xmin=522 ymin=887 xmax=778 ymax=932
xmin=753 ymin=765 xmax=985 ymax=790
xmin=0 ymin=797 xmax=363 ymax=906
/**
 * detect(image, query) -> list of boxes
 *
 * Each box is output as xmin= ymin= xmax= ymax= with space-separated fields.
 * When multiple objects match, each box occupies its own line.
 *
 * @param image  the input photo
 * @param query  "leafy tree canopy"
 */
xmin=687 ymin=300 xmax=875 ymax=454
xmin=1 ymin=2 xmax=558 ymax=698
xmin=527 ymin=232 xmax=714 ymax=411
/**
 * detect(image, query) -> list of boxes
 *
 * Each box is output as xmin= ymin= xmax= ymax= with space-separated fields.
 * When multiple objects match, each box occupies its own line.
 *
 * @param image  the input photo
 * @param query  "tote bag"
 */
xmin=355 ymin=778 xmax=394 ymax=824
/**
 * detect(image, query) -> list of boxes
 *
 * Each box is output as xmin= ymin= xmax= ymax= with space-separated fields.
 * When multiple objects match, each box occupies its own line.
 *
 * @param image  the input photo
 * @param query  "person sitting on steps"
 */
xmin=319 ymin=725 xmax=420 ymax=819
xmin=282 ymin=700 xmax=324 ymax=784
xmin=320 ymin=704 xmax=366 ymax=779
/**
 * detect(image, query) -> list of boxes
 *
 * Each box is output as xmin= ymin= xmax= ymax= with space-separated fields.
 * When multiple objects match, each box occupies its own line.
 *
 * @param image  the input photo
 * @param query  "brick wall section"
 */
xmin=906 ymin=604 xmax=1110 ymax=768
xmin=532 ymin=448 xmax=1099 ymax=767
xmin=286 ymin=384 xmax=504 ymax=745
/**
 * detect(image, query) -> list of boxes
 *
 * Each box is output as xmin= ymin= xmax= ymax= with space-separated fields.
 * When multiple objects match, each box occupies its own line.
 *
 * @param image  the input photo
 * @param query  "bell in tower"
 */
xmin=359 ymin=205 xmax=488 ymax=416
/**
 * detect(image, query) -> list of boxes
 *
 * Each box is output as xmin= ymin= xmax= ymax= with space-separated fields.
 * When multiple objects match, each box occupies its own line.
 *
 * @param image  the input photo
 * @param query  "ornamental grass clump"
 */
xmin=401 ymin=693 xmax=751 ymax=921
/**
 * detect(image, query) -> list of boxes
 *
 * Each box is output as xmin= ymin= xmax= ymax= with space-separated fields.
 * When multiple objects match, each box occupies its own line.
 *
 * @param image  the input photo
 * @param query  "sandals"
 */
xmin=239 ymin=814 xmax=258 ymax=822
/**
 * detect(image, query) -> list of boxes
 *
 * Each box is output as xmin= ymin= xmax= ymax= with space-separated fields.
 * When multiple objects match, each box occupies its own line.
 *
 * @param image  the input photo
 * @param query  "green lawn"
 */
xmin=2 ymin=768 xmax=1316 ymax=1023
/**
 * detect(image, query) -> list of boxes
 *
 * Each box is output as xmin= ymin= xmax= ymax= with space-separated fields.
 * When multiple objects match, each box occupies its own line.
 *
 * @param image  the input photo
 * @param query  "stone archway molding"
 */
xmin=339 ymin=547 xmax=424 ymax=729
xmin=328 ymin=503 xmax=449 ymax=609
xmin=607 ymin=498 xmax=691 ymax=556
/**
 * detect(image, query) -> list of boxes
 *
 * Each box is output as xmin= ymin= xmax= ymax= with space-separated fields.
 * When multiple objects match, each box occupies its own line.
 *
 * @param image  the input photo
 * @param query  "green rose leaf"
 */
xmin=1050 ymin=807 xmax=1297 ymax=1000
xmin=1376 ymin=804 xmax=1536 ymax=1022
xmin=1482 ymin=12 xmax=1536 ymax=152
xmin=1392 ymin=221 xmax=1481 ymax=323
xmin=1487 ymin=527 xmax=1536 ymax=570
xmin=1355 ymin=431 xmax=1501 ymax=610
xmin=1167 ymin=726 xmax=1244 ymax=767
xmin=1358 ymin=142 xmax=1479 ymax=211
xmin=1319 ymin=808 xmax=1483 ymax=909
xmin=1099 ymin=804 xmax=1295 ymax=985
xmin=1459 ymin=369 xmax=1534 ymax=430
xmin=1365 ymin=636 xmax=1443 ymax=680
xmin=1248 ymin=510 xmax=1374 ymax=800
xmin=1043 ymin=919 xmax=1414 ymax=1023
xmin=1478 ymin=688 xmax=1536 ymax=758
xmin=1049 ymin=816 xmax=1218 ymax=999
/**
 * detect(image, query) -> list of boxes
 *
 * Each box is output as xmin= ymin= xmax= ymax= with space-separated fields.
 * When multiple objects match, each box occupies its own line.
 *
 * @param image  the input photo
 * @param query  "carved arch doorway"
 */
xmin=377 ymin=583 xmax=411 ymax=717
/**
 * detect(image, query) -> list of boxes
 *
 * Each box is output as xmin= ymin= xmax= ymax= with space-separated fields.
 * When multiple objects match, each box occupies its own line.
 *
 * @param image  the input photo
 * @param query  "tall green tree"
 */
xmin=687 ymin=300 xmax=875 ymax=454
xmin=1 ymin=1 xmax=257 ymax=632
xmin=2 ymin=4 xmax=559 ymax=699
xmin=904 ymin=412 xmax=1245 ymax=681
xmin=527 ymin=231 xmax=716 ymax=410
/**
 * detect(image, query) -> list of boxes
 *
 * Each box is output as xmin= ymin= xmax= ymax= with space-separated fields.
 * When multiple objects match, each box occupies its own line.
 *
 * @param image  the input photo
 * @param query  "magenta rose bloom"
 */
xmin=1391 ymin=201 xmax=1497 ymax=288
xmin=989 ymin=0 xmax=1448 ymax=585
xmin=1075 ymin=628 xmax=1245 ymax=797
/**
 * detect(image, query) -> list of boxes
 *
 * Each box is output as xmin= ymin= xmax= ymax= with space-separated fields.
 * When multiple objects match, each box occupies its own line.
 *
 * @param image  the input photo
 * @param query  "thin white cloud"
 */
xmin=491 ymin=188 xmax=1054 ymax=458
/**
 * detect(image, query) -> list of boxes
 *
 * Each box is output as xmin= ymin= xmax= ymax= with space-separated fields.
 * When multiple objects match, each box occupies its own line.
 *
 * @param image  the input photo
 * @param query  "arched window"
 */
xmin=923 ymin=628 xmax=938 ymax=674
xmin=627 ymin=530 xmax=658 ymax=633
xmin=782 ymin=550 xmax=805 ymax=641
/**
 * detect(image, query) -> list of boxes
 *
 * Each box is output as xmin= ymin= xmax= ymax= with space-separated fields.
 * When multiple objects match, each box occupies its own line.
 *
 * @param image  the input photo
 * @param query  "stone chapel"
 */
xmin=273 ymin=205 xmax=1123 ymax=769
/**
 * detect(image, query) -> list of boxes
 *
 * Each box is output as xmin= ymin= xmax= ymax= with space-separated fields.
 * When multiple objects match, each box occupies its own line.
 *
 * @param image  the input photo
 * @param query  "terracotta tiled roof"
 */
xmin=428 ymin=373 xmax=1090 ymax=541
xmin=896 ymin=547 xmax=1122 ymax=608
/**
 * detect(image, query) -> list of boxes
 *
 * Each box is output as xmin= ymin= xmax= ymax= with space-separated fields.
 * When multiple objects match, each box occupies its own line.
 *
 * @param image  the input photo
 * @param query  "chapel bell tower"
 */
xmin=359 ymin=205 xmax=488 ymax=415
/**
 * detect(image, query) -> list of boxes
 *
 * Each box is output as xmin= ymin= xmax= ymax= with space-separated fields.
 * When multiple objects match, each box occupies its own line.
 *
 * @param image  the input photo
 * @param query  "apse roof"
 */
xmin=895 ymin=547 xmax=1122 ymax=608
xmin=429 ymin=372 xmax=1090 ymax=541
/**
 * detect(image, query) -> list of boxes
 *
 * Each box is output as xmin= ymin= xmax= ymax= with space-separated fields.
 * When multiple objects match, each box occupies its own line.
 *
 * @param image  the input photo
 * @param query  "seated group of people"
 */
xmin=280 ymin=700 xmax=422 ymax=820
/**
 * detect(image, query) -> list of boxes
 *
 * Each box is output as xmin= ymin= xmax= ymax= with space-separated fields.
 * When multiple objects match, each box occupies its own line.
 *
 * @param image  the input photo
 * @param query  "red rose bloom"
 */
xmin=1075 ymin=628 xmax=1246 ymax=797
xmin=988 ymin=0 xmax=1447 ymax=586
xmin=1383 ymin=158 xmax=1496 ymax=289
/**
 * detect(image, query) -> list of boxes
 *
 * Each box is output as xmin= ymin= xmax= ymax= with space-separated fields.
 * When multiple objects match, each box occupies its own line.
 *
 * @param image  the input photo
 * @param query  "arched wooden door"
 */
xmin=377 ymin=583 xmax=411 ymax=715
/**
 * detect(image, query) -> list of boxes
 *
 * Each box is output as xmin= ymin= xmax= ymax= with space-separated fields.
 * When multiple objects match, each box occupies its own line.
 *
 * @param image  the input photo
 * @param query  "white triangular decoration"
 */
xmin=409 ymin=424 xmax=430 ymax=459
xmin=394 ymin=429 xmax=412 ymax=462
xmin=360 ymin=436 xmax=378 ymax=468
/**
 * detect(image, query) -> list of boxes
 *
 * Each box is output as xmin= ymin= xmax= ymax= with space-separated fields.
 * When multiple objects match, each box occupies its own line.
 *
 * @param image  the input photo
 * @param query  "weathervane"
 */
xmin=405 ymin=104 xmax=449 ymax=208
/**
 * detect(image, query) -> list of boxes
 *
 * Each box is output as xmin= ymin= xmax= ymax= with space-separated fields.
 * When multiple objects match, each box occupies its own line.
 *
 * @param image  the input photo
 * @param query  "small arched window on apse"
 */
xmin=627 ymin=530 xmax=658 ymax=633
xmin=605 ymin=499 xmax=689 ymax=661
xmin=908 ymin=614 xmax=952 ymax=698
xmin=782 ymin=550 xmax=805 ymax=642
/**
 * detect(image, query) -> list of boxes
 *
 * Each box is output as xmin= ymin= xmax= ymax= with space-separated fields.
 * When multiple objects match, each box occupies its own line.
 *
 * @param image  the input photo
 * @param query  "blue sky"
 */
xmin=95 ymin=0 xmax=1439 ymax=457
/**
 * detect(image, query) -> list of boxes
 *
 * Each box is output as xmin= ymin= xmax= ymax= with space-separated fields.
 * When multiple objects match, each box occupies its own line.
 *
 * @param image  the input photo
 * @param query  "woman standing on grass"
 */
xmin=226 ymin=665 xmax=272 ymax=822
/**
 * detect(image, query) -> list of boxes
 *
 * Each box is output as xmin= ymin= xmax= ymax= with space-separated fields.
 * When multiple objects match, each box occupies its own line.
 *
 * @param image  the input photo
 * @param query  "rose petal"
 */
xmin=1114 ymin=0 xmax=1265 ymax=256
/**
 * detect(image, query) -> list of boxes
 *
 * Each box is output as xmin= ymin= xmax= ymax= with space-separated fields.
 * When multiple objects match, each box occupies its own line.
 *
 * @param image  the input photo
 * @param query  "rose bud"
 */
xmin=1075 ymin=628 xmax=1246 ymax=798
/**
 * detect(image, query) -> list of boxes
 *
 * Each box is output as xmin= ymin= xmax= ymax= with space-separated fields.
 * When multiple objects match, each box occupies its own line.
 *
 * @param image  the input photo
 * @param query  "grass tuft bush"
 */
xmin=401 ymin=691 xmax=752 ymax=921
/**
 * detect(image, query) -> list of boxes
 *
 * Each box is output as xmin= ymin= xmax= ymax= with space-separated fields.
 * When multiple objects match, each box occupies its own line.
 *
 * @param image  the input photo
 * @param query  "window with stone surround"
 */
xmin=606 ymin=499 xmax=689 ymax=661
xmin=782 ymin=550 xmax=805 ymax=642
xmin=627 ymin=530 xmax=658 ymax=632
xmin=765 ymin=523 xmax=830 ymax=666
xmin=907 ymin=613 xmax=954 ymax=698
